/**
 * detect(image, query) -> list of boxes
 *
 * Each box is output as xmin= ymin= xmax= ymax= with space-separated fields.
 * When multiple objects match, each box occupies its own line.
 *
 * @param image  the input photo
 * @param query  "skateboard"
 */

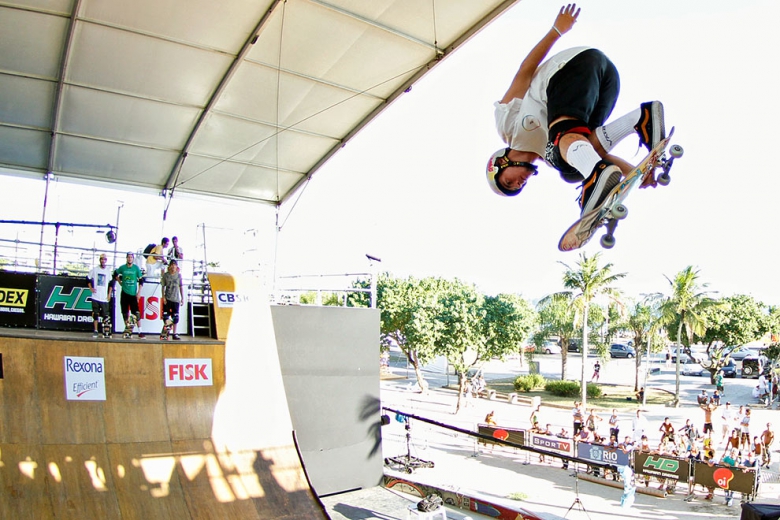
xmin=159 ymin=318 xmax=173 ymax=340
xmin=123 ymin=313 xmax=138 ymax=339
xmin=102 ymin=315 xmax=112 ymax=338
xmin=558 ymin=127 xmax=683 ymax=251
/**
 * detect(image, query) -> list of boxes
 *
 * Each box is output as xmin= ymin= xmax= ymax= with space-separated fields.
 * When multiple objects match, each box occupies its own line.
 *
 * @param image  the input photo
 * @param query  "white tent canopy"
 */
xmin=0 ymin=0 xmax=518 ymax=205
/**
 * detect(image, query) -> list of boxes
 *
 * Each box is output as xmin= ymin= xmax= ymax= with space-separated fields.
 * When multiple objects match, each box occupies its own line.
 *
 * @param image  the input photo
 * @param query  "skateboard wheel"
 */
xmin=600 ymin=234 xmax=615 ymax=249
xmin=612 ymin=204 xmax=628 ymax=220
xmin=670 ymin=144 xmax=684 ymax=158
xmin=657 ymin=173 xmax=671 ymax=186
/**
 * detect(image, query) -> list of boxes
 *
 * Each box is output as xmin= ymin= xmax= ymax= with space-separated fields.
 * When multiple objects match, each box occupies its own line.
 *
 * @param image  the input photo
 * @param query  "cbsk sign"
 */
xmin=215 ymin=291 xmax=249 ymax=308
xmin=64 ymin=356 xmax=106 ymax=401
xmin=164 ymin=359 xmax=213 ymax=387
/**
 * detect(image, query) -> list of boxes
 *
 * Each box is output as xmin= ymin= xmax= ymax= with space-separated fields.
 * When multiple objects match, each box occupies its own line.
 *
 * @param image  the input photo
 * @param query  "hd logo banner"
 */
xmin=64 ymin=356 xmax=106 ymax=401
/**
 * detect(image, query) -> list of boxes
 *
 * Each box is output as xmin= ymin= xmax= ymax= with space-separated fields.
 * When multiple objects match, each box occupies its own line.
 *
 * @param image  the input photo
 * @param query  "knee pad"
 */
xmin=171 ymin=313 xmax=180 ymax=325
xmin=545 ymin=119 xmax=592 ymax=183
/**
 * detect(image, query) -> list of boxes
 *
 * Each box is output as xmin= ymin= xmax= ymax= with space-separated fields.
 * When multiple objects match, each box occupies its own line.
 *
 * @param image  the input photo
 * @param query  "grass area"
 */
xmin=487 ymin=378 xmax=670 ymax=409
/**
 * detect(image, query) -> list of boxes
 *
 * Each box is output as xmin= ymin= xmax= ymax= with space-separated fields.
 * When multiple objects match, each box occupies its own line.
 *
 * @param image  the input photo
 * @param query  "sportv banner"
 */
xmin=529 ymin=433 xmax=573 ymax=457
xmin=576 ymin=441 xmax=631 ymax=467
xmin=38 ymin=275 xmax=93 ymax=331
xmin=634 ymin=452 xmax=690 ymax=483
xmin=692 ymin=460 xmax=757 ymax=495
xmin=0 ymin=272 xmax=37 ymax=328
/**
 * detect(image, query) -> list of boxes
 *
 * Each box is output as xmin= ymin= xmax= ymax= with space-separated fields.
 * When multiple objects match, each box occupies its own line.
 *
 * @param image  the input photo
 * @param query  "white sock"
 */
xmin=565 ymin=141 xmax=602 ymax=177
xmin=596 ymin=108 xmax=642 ymax=152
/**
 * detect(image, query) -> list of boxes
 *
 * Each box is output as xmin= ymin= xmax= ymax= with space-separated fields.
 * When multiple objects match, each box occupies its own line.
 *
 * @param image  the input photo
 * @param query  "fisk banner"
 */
xmin=164 ymin=358 xmax=213 ymax=387
xmin=64 ymin=356 xmax=106 ymax=401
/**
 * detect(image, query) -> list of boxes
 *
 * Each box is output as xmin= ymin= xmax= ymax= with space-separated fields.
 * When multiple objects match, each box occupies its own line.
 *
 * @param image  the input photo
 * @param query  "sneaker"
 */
xmin=635 ymin=101 xmax=665 ymax=152
xmin=579 ymin=161 xmax=622 ymax=215
xmin=138 ymin=333 xmax=145 ymax=339
xmin=172 ymin=334 xmax=181 ymax=341
xmin=92 ymin=331 xmax=99 ymax=338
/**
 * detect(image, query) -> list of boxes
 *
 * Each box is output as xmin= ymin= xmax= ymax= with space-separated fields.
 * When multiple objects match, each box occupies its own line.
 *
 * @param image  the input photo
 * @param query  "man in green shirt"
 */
xmin=114 ymin=252 xmax=145 ymax=339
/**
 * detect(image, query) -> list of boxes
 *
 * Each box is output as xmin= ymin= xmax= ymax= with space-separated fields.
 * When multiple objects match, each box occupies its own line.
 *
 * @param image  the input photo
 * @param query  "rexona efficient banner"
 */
xmin=164 ymin=358 xmax=213 ymax=387
xmin=64 ymin=356 xmax=106 ymax=401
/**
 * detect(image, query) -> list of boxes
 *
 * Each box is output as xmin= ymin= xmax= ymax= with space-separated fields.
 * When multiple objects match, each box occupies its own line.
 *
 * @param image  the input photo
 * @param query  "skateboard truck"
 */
xmin=597 ymin=141 xmax=684 ymax=249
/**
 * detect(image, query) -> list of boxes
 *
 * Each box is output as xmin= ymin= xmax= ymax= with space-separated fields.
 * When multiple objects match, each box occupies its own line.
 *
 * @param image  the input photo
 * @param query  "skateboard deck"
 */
xmin=559 ymin=127 xmax=682 ymax=251
xmin=123 ymin=313 xmax=138 ymax=338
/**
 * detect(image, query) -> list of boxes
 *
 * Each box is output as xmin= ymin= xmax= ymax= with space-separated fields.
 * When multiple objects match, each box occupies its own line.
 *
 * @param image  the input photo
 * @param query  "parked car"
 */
xmin=726 ymin=346 xmax=759 ymax=361
xmin=741 ymin=355 xmax=771 ymax=378
xmin=670 ymin=347 xmax=703 ymax=363
xmin=714 ymin=359 xmax=738 ymax=378
xmin=538 ymin=341 xmax=562 ymax=355
xmin=681 ymin=358 xmax=706 ymax=377
xmin=567 ymin=339 xmax=581 ymax=353
xmin=609 ymin=343 xmax=636 ymax=358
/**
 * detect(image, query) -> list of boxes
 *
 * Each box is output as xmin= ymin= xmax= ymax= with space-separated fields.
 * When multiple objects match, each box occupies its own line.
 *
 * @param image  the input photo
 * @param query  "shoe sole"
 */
xmin=581 ymin=168 xmax=622 ymax=215
xmin=638 ymin=102 xmax=665 ymax=151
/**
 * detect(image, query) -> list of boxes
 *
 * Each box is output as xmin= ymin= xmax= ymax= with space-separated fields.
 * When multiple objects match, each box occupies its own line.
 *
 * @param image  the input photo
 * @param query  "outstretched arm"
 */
xmin=500 ymin=4 xmax=580 ymax=104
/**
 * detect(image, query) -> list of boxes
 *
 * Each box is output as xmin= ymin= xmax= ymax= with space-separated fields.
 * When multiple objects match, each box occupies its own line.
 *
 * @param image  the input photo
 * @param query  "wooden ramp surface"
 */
xmin=0 ymin=317 xmax=328 ymax=519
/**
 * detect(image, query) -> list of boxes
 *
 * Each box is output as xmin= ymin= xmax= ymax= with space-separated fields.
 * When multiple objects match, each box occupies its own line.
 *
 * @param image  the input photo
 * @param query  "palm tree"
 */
xmin=657 ymin=266 xmax=719 ymax=406
xmin=558 ymin=252 xmax=625 ymax=409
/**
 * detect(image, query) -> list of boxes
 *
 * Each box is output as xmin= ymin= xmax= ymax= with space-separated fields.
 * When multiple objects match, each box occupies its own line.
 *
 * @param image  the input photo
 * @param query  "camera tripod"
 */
xmin=565 ymin=466 xmax=592 ymax=519
xmin=384 ymin=419 xmax=434 ymax=474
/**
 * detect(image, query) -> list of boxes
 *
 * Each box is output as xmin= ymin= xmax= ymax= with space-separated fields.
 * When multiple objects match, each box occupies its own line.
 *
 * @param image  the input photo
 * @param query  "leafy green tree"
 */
xmin=481 ymin=293 xmax=537 ymax=360
xmin=626 ymin=298 xmax=664 ymax=391
xmin=557 ymin=252 xmax=625 ymax=408
xmin=432 ymin=280 xmax=486 ymax=413
xmin=377 ymin=274 xmax=446 ymax=392
xmin=657 ymin=266 xmax=720 ymax=405
xmin=535 ymin=294 xmax=577 ymax=380
xmin=696 ymin=294 xmax=769 ymax=380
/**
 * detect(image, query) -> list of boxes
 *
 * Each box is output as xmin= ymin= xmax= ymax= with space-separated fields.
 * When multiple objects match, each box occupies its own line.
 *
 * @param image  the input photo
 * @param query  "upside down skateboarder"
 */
xmin=486 ymin=4 xmax=666 ymax=217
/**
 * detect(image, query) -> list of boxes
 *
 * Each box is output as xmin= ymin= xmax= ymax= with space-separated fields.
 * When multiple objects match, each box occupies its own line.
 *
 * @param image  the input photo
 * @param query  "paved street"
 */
xmin=373 ymin=350 xmax=780 ymax=520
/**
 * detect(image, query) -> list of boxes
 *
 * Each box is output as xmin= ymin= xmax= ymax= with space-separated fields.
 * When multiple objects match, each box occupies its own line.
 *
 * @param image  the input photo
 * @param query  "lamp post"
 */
xmin=113 ymin=201 xmax=123 ymax=268
xmin=366 ymin=254 xmax=381 ymax=308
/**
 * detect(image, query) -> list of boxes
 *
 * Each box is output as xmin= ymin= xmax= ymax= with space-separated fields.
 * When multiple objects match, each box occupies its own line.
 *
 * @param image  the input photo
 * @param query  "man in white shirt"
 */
xmin=87 ymin=253 xmax=114 ymax=338
xmin=486 ymin=4 xmax=665 ymax=217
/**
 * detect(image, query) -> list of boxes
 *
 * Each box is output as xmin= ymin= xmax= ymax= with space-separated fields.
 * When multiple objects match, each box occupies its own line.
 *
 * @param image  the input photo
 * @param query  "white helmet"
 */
xmin=486 ymin=148 xmax=538 ymax=196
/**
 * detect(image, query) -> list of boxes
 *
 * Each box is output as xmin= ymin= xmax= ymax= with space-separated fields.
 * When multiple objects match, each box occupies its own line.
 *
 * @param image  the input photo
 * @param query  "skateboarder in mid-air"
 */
xmin=486 ymin=3 xmax=666 ymax=216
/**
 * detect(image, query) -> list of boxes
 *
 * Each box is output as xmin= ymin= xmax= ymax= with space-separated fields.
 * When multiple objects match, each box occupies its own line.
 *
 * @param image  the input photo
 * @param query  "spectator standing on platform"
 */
xmin=146 ymin=237 xmax=169 ymax=277
xmin=609 ymin=409 xmax=620 ymax=440
xmin=168 ymin=235 xmax=184 ymax=262
xmin=761 ymin=423 xmax=774 ymax=468
xmin=114 ymin=252 xmax=145 ymax=339
xmin=87 ymin=253 xmax=113 ymax=338
xmin=160 ymin=260 xmax=184 ymax=340
xmin=572 ymin=401 xmax=583 ymax=435
xmin=702 ymin=400 xmax=716 ymax=436
xmin=632 ymin=409 xmax=648 ymax=441
xmin=740 ymin=408 xmax=752 ymax=451
xmin=720 ymin=402 xmax=733 ymax=443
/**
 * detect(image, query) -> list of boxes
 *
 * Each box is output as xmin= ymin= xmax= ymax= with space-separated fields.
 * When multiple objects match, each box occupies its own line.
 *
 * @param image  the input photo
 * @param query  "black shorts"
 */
xmin=120 ymin=292 xmax=140 ymax=318
xmin=547 ymin=48 xmax=620 ymax=130
xmin=91 ymin=300 xmax=109 ymax=319
xmin=162 ymin=301 xmax=180 ymax=323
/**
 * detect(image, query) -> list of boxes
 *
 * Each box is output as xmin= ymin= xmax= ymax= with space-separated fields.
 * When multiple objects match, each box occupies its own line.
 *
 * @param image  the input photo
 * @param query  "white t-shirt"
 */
xmin=88 ymin=265 xmax=113 ymax=303
xmin=494 ymin=46 xmax=590 ymax=158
